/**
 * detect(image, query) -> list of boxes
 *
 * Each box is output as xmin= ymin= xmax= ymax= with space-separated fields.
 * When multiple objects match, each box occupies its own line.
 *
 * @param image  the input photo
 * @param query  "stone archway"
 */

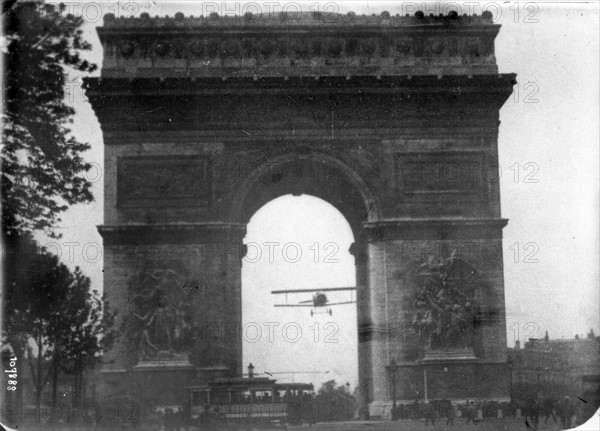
xmin=88 ymin=10 xmax=515 ymax=416
xmin=230 ymin=152 xmax=379 ymax=414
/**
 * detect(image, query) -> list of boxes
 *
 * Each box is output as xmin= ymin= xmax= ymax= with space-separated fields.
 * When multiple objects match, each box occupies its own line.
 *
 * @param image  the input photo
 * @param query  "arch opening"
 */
xmin=241 ymin=194 xmax=359 ymax=391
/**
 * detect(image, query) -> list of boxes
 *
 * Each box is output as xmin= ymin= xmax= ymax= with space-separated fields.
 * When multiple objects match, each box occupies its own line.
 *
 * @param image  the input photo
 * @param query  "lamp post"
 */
xmin=247 ymin=363 xmax=256 ymax=404
xmin=507 ymin=357 xmax=514 ymax=400
xmin=387 ymin=359 xmax=398 ymax=421
xmin=423 ymin=367 xmax=428 ymax=403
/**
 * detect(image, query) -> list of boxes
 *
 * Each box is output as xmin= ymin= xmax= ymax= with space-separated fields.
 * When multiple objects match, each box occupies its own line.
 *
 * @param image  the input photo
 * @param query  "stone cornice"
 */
xmin=98 ymin=223 xmax=247 ymax=245
xmin=361 ymin=218 xmax=508 ymax=241
xmin=84 ymin=74 xmax=516 ymax=96
xmin=84 ymin=74 xmax=514 ymax=133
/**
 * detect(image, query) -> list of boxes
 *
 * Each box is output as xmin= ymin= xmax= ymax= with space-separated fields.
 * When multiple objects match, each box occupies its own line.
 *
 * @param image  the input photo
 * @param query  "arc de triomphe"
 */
xmin=86 ymin=10 xmax=515 ymax=415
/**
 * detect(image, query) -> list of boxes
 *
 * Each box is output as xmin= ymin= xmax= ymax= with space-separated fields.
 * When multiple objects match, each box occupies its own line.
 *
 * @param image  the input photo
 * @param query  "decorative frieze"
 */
xmin=108 ymin=34 xmax=492 ymax=62
xmin=98 ymin=11 xmax=500 ymax=78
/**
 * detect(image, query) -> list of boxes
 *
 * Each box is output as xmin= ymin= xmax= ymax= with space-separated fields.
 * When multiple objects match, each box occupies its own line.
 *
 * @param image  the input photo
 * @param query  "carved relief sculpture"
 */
xmin=125 ymin=262 xmax=195 ymax=362
xmin=412 ymin=251 xmax=485 ymax=351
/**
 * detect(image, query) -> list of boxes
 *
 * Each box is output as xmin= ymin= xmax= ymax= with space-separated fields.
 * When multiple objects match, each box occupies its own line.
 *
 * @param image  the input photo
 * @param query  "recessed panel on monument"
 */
xmin=117 ymin=156 xmax=212 ymax=209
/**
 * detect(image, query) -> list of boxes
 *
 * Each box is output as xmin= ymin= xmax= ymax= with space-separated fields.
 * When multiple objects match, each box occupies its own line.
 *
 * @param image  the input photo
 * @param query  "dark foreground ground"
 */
xmin=5 ymin=415 xmax=600 ymax=431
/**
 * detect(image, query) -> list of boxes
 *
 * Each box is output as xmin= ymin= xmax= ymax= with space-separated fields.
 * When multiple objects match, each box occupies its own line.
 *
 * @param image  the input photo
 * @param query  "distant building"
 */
xmin=507 ymin=330 xmax=600 ymax=400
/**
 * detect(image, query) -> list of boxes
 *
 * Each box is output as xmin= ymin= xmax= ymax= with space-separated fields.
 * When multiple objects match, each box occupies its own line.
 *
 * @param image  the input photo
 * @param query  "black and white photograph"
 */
xmin=1 ymin=1 xmax=599 ymax=430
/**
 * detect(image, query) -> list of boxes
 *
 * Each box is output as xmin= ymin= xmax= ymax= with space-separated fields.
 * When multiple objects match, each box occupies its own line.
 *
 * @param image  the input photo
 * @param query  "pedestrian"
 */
xmin=305 ymin=393 xmax=317 ymax=427
xmin=164 ymin=408 xmax=173 ymax=431
xmin=543 ymin=397 xmax=557 ymax=424
xmin=559 ymin=396 xmax=574 ymax=429
xmin=413 ymin=399 xmax=420 ymax=421
xmin=424 ymin=402 xmax=436 ymax=426
xmin=527 ymin=398 xmax=540 ymax=426
xmin=445 ymin=403 xmax=456 ymax=426
xmin=176 ymin=406 xmax=187 ymax=431
xmin=182 ymin=403 xmax=191 ymax=431
xmin=465 ymin=401 xmax=475 ymax=425
xmin=156 ymin=410 xmax=164 ymax=431
xmin=574 ymin=404 xmax=584 ymax=427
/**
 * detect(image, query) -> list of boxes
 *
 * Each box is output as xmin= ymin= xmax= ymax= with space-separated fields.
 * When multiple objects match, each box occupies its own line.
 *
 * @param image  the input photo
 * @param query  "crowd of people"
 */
xmin=391 ymin=399 xmax=489 ymax=424
xmin=524 ymin=395 xmax=580 ymax=429
xmin=390 ymin=395 xmax=585 ymax=427
xmin=144 ymin=394 xmax=586 ymax=429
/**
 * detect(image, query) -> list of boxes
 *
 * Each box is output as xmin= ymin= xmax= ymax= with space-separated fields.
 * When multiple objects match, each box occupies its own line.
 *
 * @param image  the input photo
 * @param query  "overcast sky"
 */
xmin=30 ymin=1 xmax=599 ymax=390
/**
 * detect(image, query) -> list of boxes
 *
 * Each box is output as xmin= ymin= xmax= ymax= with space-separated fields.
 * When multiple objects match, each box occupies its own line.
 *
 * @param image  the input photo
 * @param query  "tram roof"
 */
xmin=187 ymin=378 xmax=314 ymax=391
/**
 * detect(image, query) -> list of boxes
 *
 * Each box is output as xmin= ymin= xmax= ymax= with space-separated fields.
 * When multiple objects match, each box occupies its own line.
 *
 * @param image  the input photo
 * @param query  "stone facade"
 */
xmin=85 ymin=11 xmax=515 ymax=415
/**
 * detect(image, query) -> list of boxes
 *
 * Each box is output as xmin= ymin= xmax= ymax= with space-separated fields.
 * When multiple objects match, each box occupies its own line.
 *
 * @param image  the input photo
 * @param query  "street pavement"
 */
xmin=6 ymin=414 xmax=600 ymax=431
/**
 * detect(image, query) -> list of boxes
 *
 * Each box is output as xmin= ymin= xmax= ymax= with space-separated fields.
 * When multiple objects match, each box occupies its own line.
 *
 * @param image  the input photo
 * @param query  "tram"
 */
xmin=188 ymin=377 xmax=314 ymax=428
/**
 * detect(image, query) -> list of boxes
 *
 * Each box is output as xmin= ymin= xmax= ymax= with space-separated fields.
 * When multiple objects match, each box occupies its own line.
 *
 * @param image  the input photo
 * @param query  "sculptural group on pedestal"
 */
xmin=125 ymin=263 xmax=195 ymax=361
xmin=412 ymin=251 xmax=485 ymax=351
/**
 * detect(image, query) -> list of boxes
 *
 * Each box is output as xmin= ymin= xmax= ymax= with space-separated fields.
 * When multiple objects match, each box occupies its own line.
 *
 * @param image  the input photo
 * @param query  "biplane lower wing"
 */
xmin=273 ymin=304 xmax=316 ymax=307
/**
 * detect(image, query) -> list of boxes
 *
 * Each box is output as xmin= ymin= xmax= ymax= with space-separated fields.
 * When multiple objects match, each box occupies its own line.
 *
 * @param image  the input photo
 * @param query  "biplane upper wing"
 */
xmin=271 ymin=287 xmax=356 ymax=294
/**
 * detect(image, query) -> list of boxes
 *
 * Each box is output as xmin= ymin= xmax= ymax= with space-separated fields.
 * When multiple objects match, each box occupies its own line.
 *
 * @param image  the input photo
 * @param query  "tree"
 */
xmin=3 ymin=234 xmax=72 ymax=409
xmin=49 ymin=267 xmax=115 ymax=407
xmin=2 ymin=235 xmax=114 ymax=410
xmin=2 ymin=1 xmax=96 ymax=238
xmin=315 ymin=380 xmax=357 ymax=421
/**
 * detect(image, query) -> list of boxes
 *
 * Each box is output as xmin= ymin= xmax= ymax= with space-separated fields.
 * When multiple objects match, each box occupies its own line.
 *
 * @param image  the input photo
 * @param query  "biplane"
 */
xmin=271 ymin=287 xmax=356 ymax=316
